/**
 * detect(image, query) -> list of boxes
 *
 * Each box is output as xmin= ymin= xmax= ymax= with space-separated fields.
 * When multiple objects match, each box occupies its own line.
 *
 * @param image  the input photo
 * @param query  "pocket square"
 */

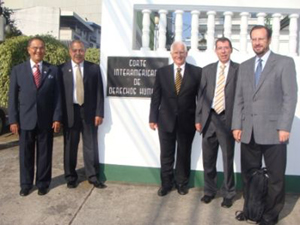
xmin=48 ymin=74 xmax=54 ymax=79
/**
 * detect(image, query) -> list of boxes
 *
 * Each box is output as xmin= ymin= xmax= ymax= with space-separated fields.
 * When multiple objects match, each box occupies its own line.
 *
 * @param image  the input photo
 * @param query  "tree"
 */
xmin=0 ymin=2 xmax=22 ymax=38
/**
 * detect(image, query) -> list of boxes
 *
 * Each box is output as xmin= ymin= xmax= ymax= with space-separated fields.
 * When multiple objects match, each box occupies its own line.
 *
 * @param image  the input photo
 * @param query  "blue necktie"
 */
xmin=255 ymin=58 xmax=262 ymax=87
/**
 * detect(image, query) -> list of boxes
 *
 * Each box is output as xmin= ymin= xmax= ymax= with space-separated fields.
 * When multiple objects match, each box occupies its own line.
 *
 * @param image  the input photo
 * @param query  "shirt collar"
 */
xmin=256 ymin=50 xmax=271 ymax=62
xmin=71 ymin=60 xmax=84 ymax=68
xmin=30 ymin=59 xmax=42 ymax=68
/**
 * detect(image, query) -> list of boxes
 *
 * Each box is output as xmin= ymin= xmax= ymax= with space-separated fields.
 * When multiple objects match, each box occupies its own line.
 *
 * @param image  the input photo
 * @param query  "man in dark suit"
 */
xmin=60 ymin=40 xmax=105 ymax=189
xmin=8 ymin=37 xmax=62 ymax=196
xmin=149 ymin=41 xmax=201 ymax=196
xmin=195 ymin=37 xmax=239 ymax=208
xmin=232 ymin=25 xmax=297 ymax=225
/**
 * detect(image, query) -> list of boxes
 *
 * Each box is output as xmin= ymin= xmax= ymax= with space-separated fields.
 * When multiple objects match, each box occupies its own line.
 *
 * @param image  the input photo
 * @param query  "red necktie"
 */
xmin=33 ymin=64 xmax=41 ymax=88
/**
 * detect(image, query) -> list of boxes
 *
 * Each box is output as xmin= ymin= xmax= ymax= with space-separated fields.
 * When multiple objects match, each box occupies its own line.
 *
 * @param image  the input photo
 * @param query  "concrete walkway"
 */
xmin=0 ymin=135 xmax=299 ymax=225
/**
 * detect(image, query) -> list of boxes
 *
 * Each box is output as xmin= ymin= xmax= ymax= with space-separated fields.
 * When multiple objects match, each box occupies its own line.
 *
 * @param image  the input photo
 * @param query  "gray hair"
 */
xmin=170 ymin=41 xmax=187 ymax=53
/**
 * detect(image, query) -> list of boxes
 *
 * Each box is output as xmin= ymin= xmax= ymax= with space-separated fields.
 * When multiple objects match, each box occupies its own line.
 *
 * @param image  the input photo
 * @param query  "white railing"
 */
xmin=136 ymin=6 xmax=300 ymax=56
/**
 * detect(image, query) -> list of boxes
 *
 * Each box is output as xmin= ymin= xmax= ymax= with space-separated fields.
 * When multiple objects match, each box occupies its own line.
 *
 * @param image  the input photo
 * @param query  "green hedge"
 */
xmin=0 ymin=35 xmax=101 ymax=107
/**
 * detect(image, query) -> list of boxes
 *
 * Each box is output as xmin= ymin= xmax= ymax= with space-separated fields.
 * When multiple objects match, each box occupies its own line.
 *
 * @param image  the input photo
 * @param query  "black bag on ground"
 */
xmin=237 ymin=168 xmax=268 ymax=223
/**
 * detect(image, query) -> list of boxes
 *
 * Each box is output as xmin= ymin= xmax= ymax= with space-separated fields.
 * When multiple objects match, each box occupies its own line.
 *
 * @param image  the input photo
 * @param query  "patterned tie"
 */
xmin=76 ymin=64 xmax=84 ymax=105
xmin=255 ymin=58 xmax=262 ymax=87
xmin=175 ymin=67 xmax=182 ymax=95
xmin=33 ymin=64 xmax=41 ymax=88
xmin=213 ymin=64 xmax=226 ymax=114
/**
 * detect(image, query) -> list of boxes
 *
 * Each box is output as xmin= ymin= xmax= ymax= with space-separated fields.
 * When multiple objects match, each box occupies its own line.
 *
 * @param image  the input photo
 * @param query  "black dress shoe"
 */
xmin=200 ymin=195 xmax=215 ymax=204
xmin=221 ymin=197 xmax=233 ymax=208
xmin=89 ymin=180 xmax=107 ymax=189
xmin=157 ymin=187 xmax=172 ymax=196
xmin=235 ymin=211 xmax=246 ymax=221
xmin=38 ymin=188 xmax=48 ymax=196
xmin=177 ymin=185 xmax=188 ymax=195
xmin=67 ymin=180 xmax=78 ymax=189
xmin=19 ymin=188 xmax=30 ymax=197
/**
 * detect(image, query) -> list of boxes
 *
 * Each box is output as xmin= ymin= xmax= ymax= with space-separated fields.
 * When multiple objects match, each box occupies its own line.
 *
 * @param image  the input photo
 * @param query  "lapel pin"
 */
xmin=69 ymin=69 xmax=72 ymax=72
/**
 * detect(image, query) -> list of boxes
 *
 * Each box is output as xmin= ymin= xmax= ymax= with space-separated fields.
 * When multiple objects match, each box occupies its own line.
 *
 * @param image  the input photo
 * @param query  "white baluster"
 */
xmin=175 ymin=10 xmax=184 ymax=42
xmin=223 ymin=11 xmax=233 ymax=39
xmin=158 ymin=10 xmax=168 ymax=51
xmin=240 ymin=12 xmax=250 ymax=54
xmin=256 ymin=12 xmax=267 ymax=25
xmin=190 ymin=10 xmax=200 ymax=52
xmin=289 ymin=14 xmax=299 ymax=56
xmin=206 ymin=11 xmax=216 ymax=51
xmin=141 ymin=9 xmax=151 ymax=50
xmin=272 ymin=13 xmax=281 ymax=53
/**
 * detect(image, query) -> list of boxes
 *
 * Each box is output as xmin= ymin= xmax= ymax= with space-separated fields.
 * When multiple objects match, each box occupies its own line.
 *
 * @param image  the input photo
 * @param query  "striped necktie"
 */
xmin=175 ymin=67 xmax=182 ymax=95
xmin=213 ymin=64 xmax=226 ymax=114
xmin=33 ymin=64 xmax=41 ymax=88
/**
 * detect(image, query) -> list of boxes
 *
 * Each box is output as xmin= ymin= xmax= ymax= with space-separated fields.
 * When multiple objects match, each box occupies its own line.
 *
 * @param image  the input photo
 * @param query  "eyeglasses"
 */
xmin=251 ymin=38 xmax=267 ymax=42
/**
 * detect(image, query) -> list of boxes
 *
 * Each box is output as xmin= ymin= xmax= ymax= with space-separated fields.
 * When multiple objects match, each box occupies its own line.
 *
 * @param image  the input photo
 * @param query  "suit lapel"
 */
xmin=225 ymin=61 xmax=236 ymax=87
xmin=25 ymin=60 xmax=40 ymax=89
xmin=39 ymin=62 xmax=50 ymax=87
xmin=167 ymin=64 xmax=176 ymax=95
xmin=207 ymin=63 xmax=218 ymax=101
xmin=83 ymin=61 xmax=88 ymax=84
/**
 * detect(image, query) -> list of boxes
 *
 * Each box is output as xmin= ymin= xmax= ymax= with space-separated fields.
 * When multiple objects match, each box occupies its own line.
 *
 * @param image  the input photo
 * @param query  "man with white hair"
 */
xmin=149 ymin=41 xmax=202 ymax=196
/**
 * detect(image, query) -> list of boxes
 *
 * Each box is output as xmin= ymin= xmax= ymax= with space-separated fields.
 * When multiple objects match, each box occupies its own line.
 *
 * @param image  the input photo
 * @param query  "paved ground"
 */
xmin=0 ymin=133 xmax=299 ymax=225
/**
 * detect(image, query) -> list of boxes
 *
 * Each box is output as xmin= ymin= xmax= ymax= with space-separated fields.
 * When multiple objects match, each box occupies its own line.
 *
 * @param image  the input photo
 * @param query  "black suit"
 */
xmin=8 ymin=60 xmax=62 ymax=189
xmin=195 ymin=61 xmax=239 ymax=199
xmin=149 ymin=63 xmax=201 ymax=188
xmin=60 ymin=60 xmax=104 ymax=183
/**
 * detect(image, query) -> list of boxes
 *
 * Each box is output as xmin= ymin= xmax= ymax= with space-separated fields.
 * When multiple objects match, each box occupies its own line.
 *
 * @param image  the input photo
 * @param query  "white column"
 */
xmin=175 ymin=10 xmax=184 ymax=42
xmin=240 ymin=12 xmax=250 ymax=54
xmin=289 ymin=14 xmax=299 ymax=56
xmin=190 ymin=10 xmax=200 ymax=52
xmin=256 ymin=12 xmax=267 ymax=25
xmin=141 ymin=9 xmax=151 ymax=50
xmin=206 ymin=11 xmax=216 ymax=51
xmin=158 ymin=10 xmax=168 ymax=51
xmin=272 ymin=13 xmax=281 ymax=53
xmin=223 ymin=11 xmax=233 ymax=39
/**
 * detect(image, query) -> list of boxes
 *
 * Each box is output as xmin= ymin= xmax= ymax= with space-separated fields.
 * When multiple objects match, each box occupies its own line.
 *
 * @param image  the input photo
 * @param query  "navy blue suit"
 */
xmin=8 ymin=60 xmax=62 ymax=189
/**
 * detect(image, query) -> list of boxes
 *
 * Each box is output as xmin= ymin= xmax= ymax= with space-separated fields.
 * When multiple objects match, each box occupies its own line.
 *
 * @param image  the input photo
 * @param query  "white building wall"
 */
xmin=12 ymin=6 xmax=60 ymax=39
xmin=100 ymin=0 xmax=300 ymax=176
xmin=4 ymin=0 xmax=102 ymax=25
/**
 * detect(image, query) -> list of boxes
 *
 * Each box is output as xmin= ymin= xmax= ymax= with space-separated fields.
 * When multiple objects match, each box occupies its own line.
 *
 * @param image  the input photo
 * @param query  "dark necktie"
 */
xmin=175 ymin=68 xmax=182 ymax=95
xmin=33 ymin=64 xmax=41 ymax=88
xmin=255 ymin=58 xmax=262 ymax=86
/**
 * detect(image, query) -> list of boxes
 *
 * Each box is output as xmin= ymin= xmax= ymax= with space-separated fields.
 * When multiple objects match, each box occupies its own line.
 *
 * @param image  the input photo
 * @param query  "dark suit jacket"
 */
xmin=149 ymin=63 xmax=202 ymax=133
xmin=8 ymin=60 xmax=62 ymax=130
xmin=60 ymin=60 xmax=104 ymax=127
xmin=195 ymin=61 xmax=239 ymax=133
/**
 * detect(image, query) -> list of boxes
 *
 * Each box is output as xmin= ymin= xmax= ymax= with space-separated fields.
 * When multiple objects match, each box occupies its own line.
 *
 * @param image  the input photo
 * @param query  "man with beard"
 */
xmin=232 ymin=25 xmax=297 ymax=225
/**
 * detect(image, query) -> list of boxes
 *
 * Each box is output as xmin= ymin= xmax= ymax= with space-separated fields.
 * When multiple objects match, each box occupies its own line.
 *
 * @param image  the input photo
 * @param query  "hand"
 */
xmin=232 ymin=129 xmax=242 ymax=142
xmin=52 ymin=121 xmax=61 ymax=133
xmin=10 ymin=123 xmax=19 ymax=135
xmin=149 ymin=123 xmax=158 ymax=130
xmin=278 ymin=130 xmax=290 ymax=143
xmin=195 ymin=123 xmax=202 ymax=132
xmin=95 ymin=116 xmax=103 ymax=126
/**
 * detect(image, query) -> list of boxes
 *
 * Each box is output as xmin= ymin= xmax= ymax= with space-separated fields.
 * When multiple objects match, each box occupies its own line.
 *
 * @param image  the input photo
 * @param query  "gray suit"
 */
xmin=232 ymin=51 xmax=297 ymax=222
xmin=196 ymin=61 xmax=239 ymax=199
